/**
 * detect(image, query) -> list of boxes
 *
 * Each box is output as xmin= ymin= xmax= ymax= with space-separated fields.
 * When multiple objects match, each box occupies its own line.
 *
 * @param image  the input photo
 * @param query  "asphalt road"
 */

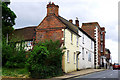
xmin=66 ymin=70 xmax=120 ymax=80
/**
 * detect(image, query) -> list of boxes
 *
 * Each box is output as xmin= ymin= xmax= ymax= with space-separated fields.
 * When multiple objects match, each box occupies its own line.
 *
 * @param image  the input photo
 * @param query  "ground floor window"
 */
xmin=67 ymin=50 xmax=69 ymax=62
xmin=74 ymin=52 xmax=75 ymax=63
xmin=88 ymin=52 xmax=91 ymax=62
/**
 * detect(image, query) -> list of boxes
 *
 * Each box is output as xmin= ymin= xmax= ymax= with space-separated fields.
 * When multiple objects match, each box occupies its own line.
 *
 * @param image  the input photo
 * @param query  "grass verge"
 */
xmin=2 ymin=67 xmax=29 ymax=78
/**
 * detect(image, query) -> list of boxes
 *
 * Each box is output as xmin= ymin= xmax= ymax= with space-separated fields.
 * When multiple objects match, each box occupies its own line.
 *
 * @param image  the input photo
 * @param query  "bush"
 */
xmin=2 ymin=36 xmax=26 ymax=68
xmin=26 ymin=40 xmax=65 ymax=79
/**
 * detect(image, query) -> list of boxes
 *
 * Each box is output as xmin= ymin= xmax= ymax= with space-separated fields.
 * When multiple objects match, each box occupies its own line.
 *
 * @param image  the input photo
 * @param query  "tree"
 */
xmin=2 ymin=2 xmax=16 ymax=36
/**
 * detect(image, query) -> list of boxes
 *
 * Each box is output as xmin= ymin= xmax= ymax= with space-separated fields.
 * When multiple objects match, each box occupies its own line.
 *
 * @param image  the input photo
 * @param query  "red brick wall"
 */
xmin=47 ymin=2 xmax=59 ymax=16
xmin=82 ymin=23 xmax=96 ymax=39
xmin=36 ymin=15 xmax=65 ymax=43
xmin=101 ymin=27 xmax=105 ymax=56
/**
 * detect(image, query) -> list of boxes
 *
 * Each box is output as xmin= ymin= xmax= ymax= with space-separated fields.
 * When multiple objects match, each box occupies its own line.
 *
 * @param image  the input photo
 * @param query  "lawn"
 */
xmin=2 ymin=67 xmax=29 ymax=78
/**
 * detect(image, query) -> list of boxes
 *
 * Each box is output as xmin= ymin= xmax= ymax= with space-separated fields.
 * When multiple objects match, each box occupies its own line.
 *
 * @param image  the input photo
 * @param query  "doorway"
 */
xmin=76 ymin=52 xmax=80 ymax=70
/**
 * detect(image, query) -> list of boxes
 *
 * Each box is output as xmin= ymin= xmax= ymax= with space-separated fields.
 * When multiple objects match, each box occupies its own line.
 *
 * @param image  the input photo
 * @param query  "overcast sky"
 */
xmin=9 ymin=0 xmax=119 ymax=63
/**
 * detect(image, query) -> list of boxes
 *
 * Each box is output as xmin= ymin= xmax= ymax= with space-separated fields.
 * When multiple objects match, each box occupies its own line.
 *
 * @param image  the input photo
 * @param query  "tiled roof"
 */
xmin=57 ymin=16 xmax=95 ymax=41
xmin=9 ymin=26 xmax=37 ymax=42
xmin=58 ymin=16 xmax=79 ymax=36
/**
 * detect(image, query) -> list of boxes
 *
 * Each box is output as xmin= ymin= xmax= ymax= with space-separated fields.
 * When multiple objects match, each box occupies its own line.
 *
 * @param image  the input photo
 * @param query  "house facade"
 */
xmin=35 ymin=2 xmax=95 ymax=73
xmin=9 ymin=26 xmax=36 ymax=51
xmin=10 ymin=2 xmax=107 ymax=73
xmin=81 ymin=22 xmax=106 ymax=68
xmin=78 ymin=28 xmax=95 ymax=70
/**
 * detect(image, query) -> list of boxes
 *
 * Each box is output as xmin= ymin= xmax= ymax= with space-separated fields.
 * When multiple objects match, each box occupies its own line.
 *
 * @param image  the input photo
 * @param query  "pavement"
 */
xmin=2 ymin=69 xmax=106 ymax=80
xmin=40 ymin=69 xmax=106 ymax=80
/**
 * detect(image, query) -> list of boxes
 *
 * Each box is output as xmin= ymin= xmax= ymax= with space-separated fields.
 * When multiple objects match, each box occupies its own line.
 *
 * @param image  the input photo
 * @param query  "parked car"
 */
xmin=113 ymin=63 xmax=120 ymax=70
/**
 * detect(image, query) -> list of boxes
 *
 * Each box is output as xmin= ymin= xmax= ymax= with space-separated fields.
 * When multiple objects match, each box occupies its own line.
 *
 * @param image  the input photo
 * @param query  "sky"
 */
xmin=9 ymin=0 xmax=119 ymax=63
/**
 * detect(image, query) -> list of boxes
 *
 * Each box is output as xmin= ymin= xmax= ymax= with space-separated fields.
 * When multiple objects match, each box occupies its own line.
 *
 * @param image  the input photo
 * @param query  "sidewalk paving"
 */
xmin=40 ymin=69 xmax=106 ymax=80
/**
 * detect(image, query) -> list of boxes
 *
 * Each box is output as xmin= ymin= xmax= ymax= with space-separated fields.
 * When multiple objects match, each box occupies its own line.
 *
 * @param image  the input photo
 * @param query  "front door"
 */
xmin=76 ymin=52 xmax=80 ymax=70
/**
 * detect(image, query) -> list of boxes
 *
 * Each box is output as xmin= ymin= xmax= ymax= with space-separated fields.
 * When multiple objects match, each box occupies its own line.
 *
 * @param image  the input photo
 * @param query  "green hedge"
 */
xmin=2 ymin=36 xmax=26 ymax=68
xmin=26 ymin=40 xmax=65 ymax=79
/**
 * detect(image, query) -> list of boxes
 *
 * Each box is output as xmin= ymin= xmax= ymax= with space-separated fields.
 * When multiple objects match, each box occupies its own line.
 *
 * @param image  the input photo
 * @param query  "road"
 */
xmin=66 ymin=70 xmax=120 ymax=80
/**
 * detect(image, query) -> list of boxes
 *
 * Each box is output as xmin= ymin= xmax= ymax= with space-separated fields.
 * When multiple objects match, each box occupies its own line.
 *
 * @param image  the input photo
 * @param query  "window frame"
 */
xmin=82 ymin=48 xmax=84 ymax=60
xmin=77 ymin=36 xmax=79 ymax=47
xmin=82 ymin=34 xmax=84 ymax=44
xmin=71 ymin=32 xmax=73 ymax=44
xmin=74 ymin=52 xmax=76 ymax=64
xmin=67 ymin=50 xmax=70 ymax=62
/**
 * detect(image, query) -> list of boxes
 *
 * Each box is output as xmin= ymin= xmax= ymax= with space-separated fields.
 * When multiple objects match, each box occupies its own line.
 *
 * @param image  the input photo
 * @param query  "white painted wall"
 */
xmin=63 ymin=29 xmax=80 ymax=73
xmin=78 ymin=30 xmax=95 ymax=69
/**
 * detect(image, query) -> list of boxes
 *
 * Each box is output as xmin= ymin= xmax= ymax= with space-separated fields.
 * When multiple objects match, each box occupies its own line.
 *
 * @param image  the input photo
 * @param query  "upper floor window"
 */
xmin=91 ymin=40 xmax=93 ymax=49
xmin=77 ymin=36 xmax=79 ymax=46
xmin=101 ymin=34 xmax=103 ymax=40
xmin=82 ymin=34 xmax=84 ymax=44
xmin=101 ymin=43 xmax=103 ymax=52
xmin=71 ymin=32 xmax=73 ymax=44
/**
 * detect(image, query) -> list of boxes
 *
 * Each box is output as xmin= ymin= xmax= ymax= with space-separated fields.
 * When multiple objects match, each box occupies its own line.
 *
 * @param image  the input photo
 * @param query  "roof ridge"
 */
xmin=58 ymin=16 xmax=78 ymax=27
xmin=15 ymin=26 xmax=37 ymax=30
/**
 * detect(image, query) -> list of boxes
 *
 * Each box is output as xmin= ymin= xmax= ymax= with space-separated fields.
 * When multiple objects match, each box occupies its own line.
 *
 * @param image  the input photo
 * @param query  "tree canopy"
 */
xmin=2 ymin=2 xmax=16 ymax=36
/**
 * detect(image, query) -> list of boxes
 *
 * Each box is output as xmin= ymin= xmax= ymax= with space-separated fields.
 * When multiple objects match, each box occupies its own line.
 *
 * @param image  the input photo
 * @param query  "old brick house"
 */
xmin=35 ymin=2 xmax=95 ymax=73
xmin=9 ymin=26 xmax=36 ymax=51
xmin=81 ymin=22 xmax=106 ymax=68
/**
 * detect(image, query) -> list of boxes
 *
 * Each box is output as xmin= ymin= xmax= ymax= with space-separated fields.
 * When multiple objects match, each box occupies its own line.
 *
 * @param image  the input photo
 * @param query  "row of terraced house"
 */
xmin=10 ymin=2 xmax=111 ymax=73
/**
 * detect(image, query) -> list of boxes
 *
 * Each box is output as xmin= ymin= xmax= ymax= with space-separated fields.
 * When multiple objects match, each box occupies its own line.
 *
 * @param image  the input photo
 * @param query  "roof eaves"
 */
xmin=57 ymin=15 xmax=81 ymax=37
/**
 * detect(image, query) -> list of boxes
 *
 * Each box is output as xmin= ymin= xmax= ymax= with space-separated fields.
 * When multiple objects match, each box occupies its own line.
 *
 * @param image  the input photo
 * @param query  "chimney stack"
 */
xmin=75 ymin=17 xmax=79 ymax=27
xmin=47 ymin=2 xmax=59 ymax=16
xmin=69 ymin=19 xmax=73 ymax=23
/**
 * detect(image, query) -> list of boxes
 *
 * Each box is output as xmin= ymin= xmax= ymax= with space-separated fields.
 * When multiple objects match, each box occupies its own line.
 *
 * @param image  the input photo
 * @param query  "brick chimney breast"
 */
xmin=75 ymin=17 xmax=79 ymax=27
xmin=47 ymin=2 xmax=59 ymax=16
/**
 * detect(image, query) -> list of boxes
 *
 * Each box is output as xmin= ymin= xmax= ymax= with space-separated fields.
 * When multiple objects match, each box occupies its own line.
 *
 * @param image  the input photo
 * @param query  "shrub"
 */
xmin=2 ymin=36 xmax=26 ymax=68
xmin=26 ymin=40 xmax=65 ymax=78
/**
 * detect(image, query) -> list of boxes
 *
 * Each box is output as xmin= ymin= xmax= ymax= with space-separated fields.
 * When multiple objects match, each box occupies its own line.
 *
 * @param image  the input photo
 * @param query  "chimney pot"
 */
xmin=52 ymin=2 xmax=54 ymax=4
xmin=75 ymin=17 xmax=79 ymax=27
xmin=49 ymin=1 xmax=51 ymax=4
xmin=47 ymin=2 xmax=59 ymax=16
xmin=69 ymin=19 xmax=73 ymax=23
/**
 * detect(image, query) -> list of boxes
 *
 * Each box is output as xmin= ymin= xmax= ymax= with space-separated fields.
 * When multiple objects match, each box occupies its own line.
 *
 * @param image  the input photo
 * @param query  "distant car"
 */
xmin=113 ymin=63 xmax=120 ymax=70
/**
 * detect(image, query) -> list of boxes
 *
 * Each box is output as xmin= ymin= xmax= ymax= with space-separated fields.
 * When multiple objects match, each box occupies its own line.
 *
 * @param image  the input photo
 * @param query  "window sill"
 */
xmin=67 ymin=61 xmax=70 ymax=63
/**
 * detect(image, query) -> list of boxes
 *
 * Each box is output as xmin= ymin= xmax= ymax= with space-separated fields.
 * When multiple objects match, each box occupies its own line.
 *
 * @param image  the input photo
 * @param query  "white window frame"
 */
xmin=91 ymin=40 xmax=93 ymax=49
xmin=77 ymin=36 xmax=79 ymax=47
xmin=82 ymin=48 xmax=84 ymax=60
xmin=71 ymin=32 xmax=73 ymax=44
xmin=74 ymin=52 xmax=76 ymax=64
xmin=82 ymin=34 xmax=84 ymax=44
xmin=88 ymin=52 xmax=91 ymax=62
xmin=67 ymin=50 xmax=69 ymax=62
